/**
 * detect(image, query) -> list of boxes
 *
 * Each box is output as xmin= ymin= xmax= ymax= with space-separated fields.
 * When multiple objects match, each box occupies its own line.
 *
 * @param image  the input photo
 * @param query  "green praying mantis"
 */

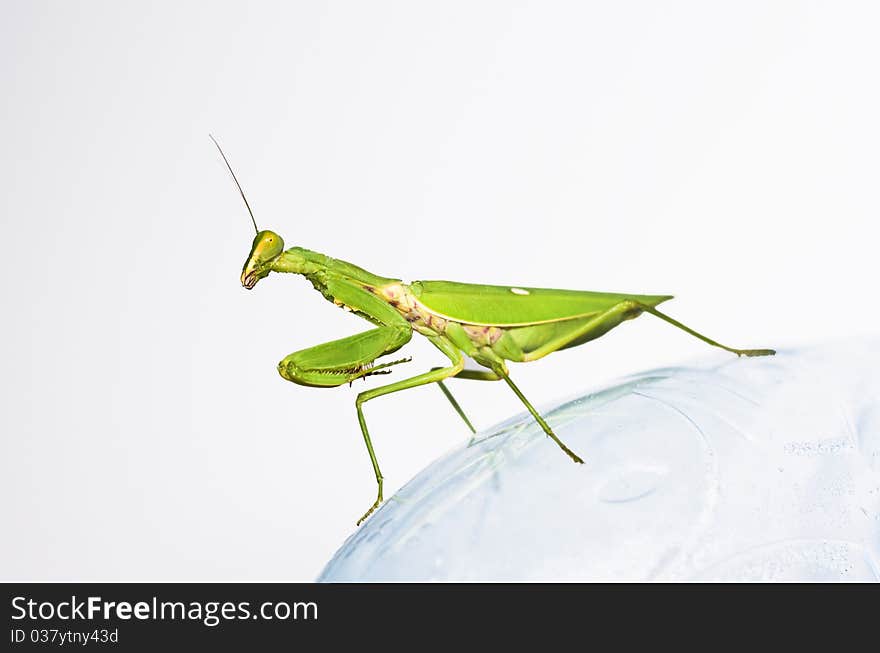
xmin=212 ymin=136 xmax=776 ymax=525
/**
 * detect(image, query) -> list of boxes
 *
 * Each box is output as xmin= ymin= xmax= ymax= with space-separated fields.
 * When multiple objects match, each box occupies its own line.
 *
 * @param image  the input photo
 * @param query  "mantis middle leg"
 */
xmin=354 ymin=336 xmax=466 ymax=525
xmin=492 ymin=366 xmax=584 ymax=464
xmin=435 ymin=357 xmax=583 ymax=463
xmin=433 ymin=369 xmax=501 ymax=434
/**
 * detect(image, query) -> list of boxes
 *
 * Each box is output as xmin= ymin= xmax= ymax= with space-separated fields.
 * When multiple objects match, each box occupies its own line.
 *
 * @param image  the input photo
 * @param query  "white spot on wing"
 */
xmin=510 ymin=287 xmax=530 ymax=295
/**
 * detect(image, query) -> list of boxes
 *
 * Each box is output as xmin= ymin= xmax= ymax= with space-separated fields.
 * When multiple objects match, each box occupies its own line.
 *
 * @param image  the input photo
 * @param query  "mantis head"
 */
xmin=209 ymin=135 xmax=286 ymax=290
xmin=241 ymin=230 xmax=284 ymax=289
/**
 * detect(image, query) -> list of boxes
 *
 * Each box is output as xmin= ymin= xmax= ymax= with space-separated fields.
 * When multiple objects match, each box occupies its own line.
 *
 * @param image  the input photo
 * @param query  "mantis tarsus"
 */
xmin=212 ymin=136 xmax=775 ymax=525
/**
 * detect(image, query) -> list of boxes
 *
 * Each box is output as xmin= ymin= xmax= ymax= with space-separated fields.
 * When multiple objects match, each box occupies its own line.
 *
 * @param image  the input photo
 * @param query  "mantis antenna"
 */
xmin=210 ymin=134 xmax=259 ymax=234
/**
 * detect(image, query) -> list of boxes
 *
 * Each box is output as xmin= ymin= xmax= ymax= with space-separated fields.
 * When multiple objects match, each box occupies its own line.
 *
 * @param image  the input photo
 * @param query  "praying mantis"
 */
xmin=212 ymin=137 xmax=775 ymax=525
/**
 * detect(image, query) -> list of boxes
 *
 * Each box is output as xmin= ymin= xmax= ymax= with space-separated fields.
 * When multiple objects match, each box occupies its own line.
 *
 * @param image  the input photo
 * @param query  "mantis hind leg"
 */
xmin=637 ymin=304 xmax=776 ymax=357
xmin=521 ymin=301 xmax=775 ymax=362
xmin=493 ymin=367 xmax=584 ymax=464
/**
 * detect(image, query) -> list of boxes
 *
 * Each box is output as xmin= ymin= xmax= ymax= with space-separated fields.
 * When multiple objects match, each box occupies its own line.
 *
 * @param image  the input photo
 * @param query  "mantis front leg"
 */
xmin=354 ymin=336 xmax=465 ymax=525
xmin=276 ymin=325 xmax=415 ymax=525
xmin=277 ymin=326 xmax=412 ymax=387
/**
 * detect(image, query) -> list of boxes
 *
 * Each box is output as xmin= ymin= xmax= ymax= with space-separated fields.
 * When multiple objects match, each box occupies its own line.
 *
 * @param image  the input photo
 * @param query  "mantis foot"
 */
xmin=737 ymin=348 xmax=776 ymax=357
xmin=356 ymin=483 xmax=383 ymax=526
xmin=558 ymin=442 xmax=584 ymax=464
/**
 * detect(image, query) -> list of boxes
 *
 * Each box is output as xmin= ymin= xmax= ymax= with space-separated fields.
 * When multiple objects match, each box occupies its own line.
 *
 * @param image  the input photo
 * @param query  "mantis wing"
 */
xmin=410 ymin=280 xmax=672 ymax=326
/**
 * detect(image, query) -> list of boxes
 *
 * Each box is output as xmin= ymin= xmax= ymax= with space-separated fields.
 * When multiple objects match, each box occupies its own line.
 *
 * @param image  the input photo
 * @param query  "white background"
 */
xmin=2 ymin=1 xmax=878 ymax=581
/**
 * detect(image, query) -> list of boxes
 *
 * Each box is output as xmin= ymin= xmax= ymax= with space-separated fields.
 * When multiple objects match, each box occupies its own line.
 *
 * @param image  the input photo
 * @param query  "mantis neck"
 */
xmin=271 ymin=246 xmax=400 ymax=289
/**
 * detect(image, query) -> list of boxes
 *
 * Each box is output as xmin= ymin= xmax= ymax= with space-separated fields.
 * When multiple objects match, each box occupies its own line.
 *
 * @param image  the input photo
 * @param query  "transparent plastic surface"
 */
xmin=319 ymin=340 xmax=880 ymax=581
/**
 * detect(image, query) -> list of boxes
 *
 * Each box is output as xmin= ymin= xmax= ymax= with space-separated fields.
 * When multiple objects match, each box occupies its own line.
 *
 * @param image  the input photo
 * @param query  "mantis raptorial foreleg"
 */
xmin=277 ymin=326 xmax=412 ymax=386
xmin=354 ymin=336 xmax=466 ymax=525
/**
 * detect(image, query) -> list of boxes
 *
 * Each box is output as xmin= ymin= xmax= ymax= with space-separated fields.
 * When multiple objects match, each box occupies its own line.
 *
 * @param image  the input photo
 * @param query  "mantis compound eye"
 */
xmin=251 ymin=230 xmax=284 ymax=261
